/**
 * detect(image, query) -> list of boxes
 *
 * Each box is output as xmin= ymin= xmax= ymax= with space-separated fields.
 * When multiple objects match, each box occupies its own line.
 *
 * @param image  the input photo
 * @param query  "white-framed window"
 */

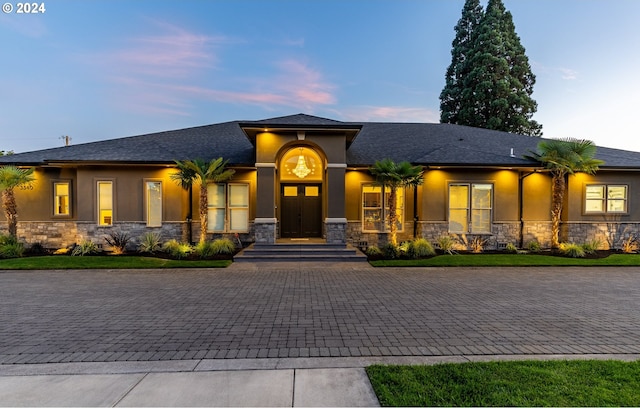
xmin=362 ymin=184 xmax=404 ymax=232
xmin=585 ymin=184 xmax=628 ymax=213
xmin=97 ymin=181 xmax=113 ymax=226
xmin=207 ymin=183 xmax=249 ymax=232
xmin=449 ymin=183 xmax=493 ymax=233
xmin=145 ymin=181 xmax=162 ymax=227
xmin=53 ymin=181 xmax=71 ymax=216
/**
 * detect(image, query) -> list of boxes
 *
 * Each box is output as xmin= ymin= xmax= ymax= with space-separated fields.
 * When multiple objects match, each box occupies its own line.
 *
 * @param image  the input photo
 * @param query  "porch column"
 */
xmin=325 ymin=163 xmax=347 ymax=244
xmin=255 ymin=163 xmax=277 ymax=244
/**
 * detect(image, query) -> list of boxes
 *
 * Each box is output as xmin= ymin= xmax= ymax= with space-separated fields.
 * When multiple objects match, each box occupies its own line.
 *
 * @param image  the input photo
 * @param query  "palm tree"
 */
xmin=0 ymin=165 xmax=35 ymax=238
xmin=526 ymin=138 xmax=603 ymax=248
xmin=370 ymin=159 xmax=424 ymax=246
xmin=171 ymin=158 xmax=235 ymax=244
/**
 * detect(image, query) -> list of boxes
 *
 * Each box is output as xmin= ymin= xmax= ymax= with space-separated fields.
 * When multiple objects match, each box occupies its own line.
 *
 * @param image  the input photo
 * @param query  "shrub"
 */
xmin=365 ymin=246 xmax=382 ymax=257
xmin=398 ymin=241 xmax=411 ymax=256
xmin=211 ymin=238 xmax=236 ymax=255
xmin=505 ymin=242 xmax=518 ymax=254
xmin=527 ymin=240 xmax=542 ymax=252
xmin=582 ymin=239 xmax=601 ymax=255
xmin=621 ymin=236 xmax=638 ymax=254
xmin=469 ymin=236 xmax=488 ymax=253
xmin=558 ymin=242 xmax=585 ymax=258
xmin=409 ymin=238 xmax=436 ymax=258
xmin=195 ymin=239 xmax=236 ymax=258
xmin=0 ymin=234 xmax=18 ymax=246
xmin=104 ymin=231 xmax=130 ymax=255
xmin=437 ymin=235 xmax=456 ymax=255
xmin=139 ymin=232 xmax=162 ymax=254
xmin=162 ymin=239 xmax=192 ymax=259
xmin=71 ymin=240 xmax=99 ymax=256
xmin=382 ymin=243 xmax=400 ymax=259
xmin=27 ymin=242 xmax=47 ymax=255
xmin=0 ymin=240 xmax=24 ymax=258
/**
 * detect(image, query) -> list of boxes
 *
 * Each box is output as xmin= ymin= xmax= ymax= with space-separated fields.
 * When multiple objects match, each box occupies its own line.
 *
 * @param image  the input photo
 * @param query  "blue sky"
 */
xmin=1 ymin=0 xmax=639 ymax=154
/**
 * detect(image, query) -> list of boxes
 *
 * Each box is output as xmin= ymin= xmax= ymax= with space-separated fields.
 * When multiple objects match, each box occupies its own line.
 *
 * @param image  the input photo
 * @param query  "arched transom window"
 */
xmin=280 ymin=147 xmax=323 ymax=181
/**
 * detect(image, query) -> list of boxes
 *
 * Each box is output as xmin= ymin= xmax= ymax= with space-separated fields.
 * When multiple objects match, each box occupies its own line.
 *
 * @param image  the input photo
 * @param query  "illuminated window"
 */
xmin=54 ymin=182 xmax=70 ymax=216
xmin=449 ymin=184 xmax=492 ymax=233
xmin=585 ymin=185 xmax=627 ymax=213
xmin=280 ymin=147 xmax=323 ymax=181
xmin=145 ymin=181 xmax=162 ymax=227
xmin=97 ymin=181 xmax=113 ymax=226
xmin=207 ymin=183 xmax=249 ymax=232
xmin=362 ymin=184 xmax=404 ymax=232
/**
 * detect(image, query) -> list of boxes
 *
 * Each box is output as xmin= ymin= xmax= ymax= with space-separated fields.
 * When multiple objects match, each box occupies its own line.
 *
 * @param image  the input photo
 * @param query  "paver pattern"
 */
xmin=1 ymin=264 xmax=640 ymax=364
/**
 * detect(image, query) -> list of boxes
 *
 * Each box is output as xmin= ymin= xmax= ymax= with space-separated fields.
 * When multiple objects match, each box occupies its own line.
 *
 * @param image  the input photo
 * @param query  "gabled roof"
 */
xmin=241 ymin=113 xmax=349 ymax=127
xmin=346 ymin=122 xmax=541 ymax=167
xmin=1 ymin=114 xmax=639 ymax=169
xmin=0 ymin=121 xmax=255 ymax=166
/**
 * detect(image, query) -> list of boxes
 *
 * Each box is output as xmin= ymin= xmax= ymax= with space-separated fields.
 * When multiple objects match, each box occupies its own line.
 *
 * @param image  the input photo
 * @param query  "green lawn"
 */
xmin=366 ymin=360 xmax=640 ymax=407
xmin=0 ymin=256 xmax=231 ymax=269
xmin=370 ymin=253 xmax=640 ymax=267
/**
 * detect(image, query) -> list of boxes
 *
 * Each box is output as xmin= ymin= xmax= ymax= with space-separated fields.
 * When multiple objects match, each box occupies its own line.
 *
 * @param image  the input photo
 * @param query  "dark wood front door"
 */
xmin=281 ymin=184 xmax=322 ymax=238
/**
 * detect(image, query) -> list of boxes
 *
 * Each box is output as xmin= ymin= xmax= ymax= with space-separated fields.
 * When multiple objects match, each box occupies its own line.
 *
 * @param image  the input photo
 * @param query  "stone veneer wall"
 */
xmin=565 ymin=222 xmax=640 ymax=250
xmin=2 ymin=220 xmax=256 ymax=250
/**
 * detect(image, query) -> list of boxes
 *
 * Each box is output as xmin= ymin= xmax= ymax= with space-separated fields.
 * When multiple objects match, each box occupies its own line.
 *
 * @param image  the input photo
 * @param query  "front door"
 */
xmin=281 ymin=184 xmax=322 ymax=238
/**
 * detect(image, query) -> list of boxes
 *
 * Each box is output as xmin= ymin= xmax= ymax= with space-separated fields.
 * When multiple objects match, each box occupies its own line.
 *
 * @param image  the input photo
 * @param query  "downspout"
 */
xmin=187 ymin=185 xmax=193 ymax=244
xmin=519 ymin=170 xmax=537 ymax=248
xmin=413 ymin=184 xmax=419 ymax=238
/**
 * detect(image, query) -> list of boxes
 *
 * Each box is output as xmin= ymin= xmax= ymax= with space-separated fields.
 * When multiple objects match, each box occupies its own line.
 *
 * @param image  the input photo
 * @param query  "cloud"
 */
xmin=337 ymin=106 xmax=440 ymax=123
xmin=89 ymin=21 xmax=336 ymax=116
xmin=0 ymin=14 xmax=47 ymax=37
xmin=103 ymin=20 xmax=225 ymax=79
xmin=559 ymin=67 xmax=578 ymax=80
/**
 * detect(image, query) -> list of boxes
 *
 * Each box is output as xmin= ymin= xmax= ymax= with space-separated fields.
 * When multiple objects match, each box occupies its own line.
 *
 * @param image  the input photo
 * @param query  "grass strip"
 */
xmin=0 ymin=256 xmax=231 ymax=269
xmin=370 ymin=253 xmax=640 ymax=267
xmin=366 ymin=360 xmax=640 ymax=407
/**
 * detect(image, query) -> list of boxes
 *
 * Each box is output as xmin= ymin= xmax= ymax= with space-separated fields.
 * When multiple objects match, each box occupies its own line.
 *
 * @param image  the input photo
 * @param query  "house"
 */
xmin=1 ymin=113 xmax=639 ymax=251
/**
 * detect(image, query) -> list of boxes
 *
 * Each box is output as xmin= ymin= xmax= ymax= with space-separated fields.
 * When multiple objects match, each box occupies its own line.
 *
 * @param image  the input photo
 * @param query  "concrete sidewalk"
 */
xmin=2 ymin=354 xmax=640 ymax=407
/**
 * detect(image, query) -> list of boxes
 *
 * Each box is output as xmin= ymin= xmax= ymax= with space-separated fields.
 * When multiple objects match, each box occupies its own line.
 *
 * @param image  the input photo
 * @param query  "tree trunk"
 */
xmin=2 ymin=189 xmax=18 ymax=238
xmin=550 ymin=172 xmax=565 ymax=249
xmin=388 ymin=187 xmax=398 ymax=246
xmin=199 ymin=184 xmax=208 ymax=244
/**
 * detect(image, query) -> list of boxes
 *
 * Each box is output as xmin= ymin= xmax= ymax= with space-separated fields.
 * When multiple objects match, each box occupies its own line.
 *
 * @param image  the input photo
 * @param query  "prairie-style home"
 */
xmin=1 ymin=114 xmax=639 ymax=250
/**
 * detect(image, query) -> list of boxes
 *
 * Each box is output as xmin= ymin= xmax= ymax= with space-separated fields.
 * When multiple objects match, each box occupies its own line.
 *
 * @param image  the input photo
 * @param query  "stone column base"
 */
xmin=254 ymin=218 xmax=277 ymax=244
xmin=325 ymin=218 xmax=347 ymax=245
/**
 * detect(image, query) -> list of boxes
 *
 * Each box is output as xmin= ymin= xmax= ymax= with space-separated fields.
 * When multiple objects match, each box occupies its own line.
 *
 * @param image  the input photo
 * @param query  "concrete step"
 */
xmin=234 ymin=244 xmax=367 ymax=263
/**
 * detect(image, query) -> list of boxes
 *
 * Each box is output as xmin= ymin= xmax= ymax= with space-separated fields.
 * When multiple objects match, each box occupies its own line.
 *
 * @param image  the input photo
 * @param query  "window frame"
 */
xmin=97 ymin=180 xmax=114 ymax=227
xmin=144 ymin=180 xmax=163 ymax=227
xmin=584 ymin=184 xmax=628 ymax=214
xmin=207 ymin=182 xmax=250 ymax=233
xmin=52 ymin=180 xmax=72 ymax=217
xmin=448 ymin=183 xmax=494 ymax=234
xmin=361 ymin=183 xmax=405 ymax=233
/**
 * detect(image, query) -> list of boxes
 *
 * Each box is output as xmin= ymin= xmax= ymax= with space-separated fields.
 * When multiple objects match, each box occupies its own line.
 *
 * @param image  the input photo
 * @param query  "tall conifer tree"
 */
xmin=441 ymin=0 xmax=542 ymax=136
xmin=440 ymin=0 xmax=483 ymax=125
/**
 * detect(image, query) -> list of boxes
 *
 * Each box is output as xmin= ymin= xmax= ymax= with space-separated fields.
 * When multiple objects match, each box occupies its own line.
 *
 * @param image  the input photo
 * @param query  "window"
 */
xmin=97 ymin=181 xmax=113 ymax=226
xmin=207 ymin=183 xmax=249 ymax=232
xmin=585 ymin=185 xmax=628 ymax=213
xmin=54 ymin=182 xmax=70 ymax=216
xmin=449 ymin=183 xmax=493 ymax=233
xmin=145 ymin=181 xmax=162 ymax=227
xmin=362 ymin=184 xmax=404 ymax=232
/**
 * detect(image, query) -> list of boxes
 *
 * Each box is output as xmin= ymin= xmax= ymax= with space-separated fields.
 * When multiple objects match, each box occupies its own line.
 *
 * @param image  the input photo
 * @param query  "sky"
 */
xmin=1 ymin=0 xmax=639 ymax=154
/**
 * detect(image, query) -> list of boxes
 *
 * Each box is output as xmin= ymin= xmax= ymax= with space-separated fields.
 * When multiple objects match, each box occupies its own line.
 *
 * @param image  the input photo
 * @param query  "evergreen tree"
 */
xmin=440 ymin=0 xmax=483 ymax=125
xmin=441 ymin=0 xmax=542 ymax=136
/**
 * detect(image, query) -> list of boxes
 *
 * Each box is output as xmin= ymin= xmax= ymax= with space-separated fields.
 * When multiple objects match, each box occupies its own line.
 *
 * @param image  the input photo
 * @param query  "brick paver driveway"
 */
xmin=1 ymin=264 xmax=640 ymax=364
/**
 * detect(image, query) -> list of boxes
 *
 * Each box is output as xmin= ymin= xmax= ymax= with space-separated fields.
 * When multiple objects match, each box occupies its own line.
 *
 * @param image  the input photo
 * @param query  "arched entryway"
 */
xmin=278 ymin=146 xmax=324 ymax=238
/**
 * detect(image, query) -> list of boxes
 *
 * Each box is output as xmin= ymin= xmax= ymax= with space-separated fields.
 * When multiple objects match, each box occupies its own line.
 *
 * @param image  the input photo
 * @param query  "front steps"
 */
xmin=234 ymin=243 xmax=367 ymax=262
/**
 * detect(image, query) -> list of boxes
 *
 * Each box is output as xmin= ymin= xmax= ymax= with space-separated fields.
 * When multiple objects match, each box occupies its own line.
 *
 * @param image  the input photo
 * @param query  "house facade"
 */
xmin=2 ymin=114 xmax=640 ymax=251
